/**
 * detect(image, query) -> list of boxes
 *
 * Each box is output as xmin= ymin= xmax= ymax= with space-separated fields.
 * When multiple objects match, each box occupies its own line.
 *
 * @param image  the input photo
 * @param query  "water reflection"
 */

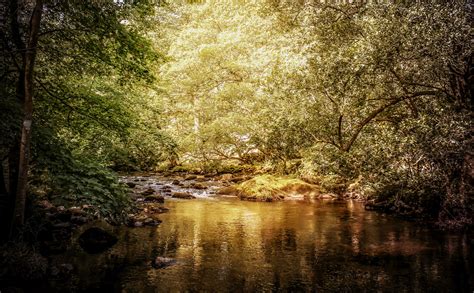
xmin=60 ymin=199 xmax=472 ymax=292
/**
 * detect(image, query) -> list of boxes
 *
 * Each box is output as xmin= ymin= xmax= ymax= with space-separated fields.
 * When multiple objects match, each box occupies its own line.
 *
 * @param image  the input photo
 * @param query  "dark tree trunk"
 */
xmin=0 ymin=162 xmax=10 ymax=243
xmin=11 ymin=0 xmax=43 ymax=231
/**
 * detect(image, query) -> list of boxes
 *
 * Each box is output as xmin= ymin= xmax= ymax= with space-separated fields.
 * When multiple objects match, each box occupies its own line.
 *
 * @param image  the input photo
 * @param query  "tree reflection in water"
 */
xmin=52 ymin=199 xmax=472 ymax=292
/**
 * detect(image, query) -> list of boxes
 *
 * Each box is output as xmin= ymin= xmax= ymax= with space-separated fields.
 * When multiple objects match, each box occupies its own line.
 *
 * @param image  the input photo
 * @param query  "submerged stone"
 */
xmin=78 ymin=227 xmax=118 ymax=254
xmin=152 ymin=257 xmax=176 ymax=269
xmin=144 ymin=217 xmax=162 ymax=226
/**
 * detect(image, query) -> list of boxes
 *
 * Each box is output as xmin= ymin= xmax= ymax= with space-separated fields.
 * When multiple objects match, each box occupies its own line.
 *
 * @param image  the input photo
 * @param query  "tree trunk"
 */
xmin=0 ymin=161 xmax=10 ymax=243
xmin=11 ymin=0 xmax=43 ymax=230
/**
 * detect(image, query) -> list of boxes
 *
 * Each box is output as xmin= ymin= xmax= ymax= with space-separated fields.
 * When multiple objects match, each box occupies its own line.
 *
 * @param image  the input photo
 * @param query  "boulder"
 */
xmin=190 ymin=183 xmax=207 ymax=190
xmin=161 ymin=185 xmax=172 ymax=191
xmin=71 ymin=216 xmax=89 ymax=225
xmin=159 ymin=207 xmax=170 ymax=213
xmin=126 ymin=182 xmax=137 ymax=188
xmin=319 ymin=193 xmax=337 ymax=199
xmin=237 ymin=175 xmax=320 ymax=201
xmin=52 ymin=222 xmax=72 ymax=229
xmin=144 ymin=218 xmax=162 ymax=226
xmin=152 ymin=257 xmax=176 ymax=269
xmin=216 ymin=186 xmax=239 ymax=196
xmin=144 ymin=194 xmax=165 ymax=203
xmin=184 ymin=174 xmax=197 ymax=180
xmin=141 ymin=188 xmax=155 ymax=196
xmin=134 ymin=221 xmax=143 ymax=227
xmin=172 ymin=180 xmax=180 ymax=185
xmin=171 ymin=192 xmax=195 ymax=199
xmin=78 ymin=227 xmax=118 ymax=254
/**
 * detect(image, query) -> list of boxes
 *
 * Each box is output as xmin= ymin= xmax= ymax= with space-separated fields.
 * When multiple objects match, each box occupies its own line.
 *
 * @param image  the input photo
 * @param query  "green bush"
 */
xmin=32 ymin=128 xmax=133 ymax=224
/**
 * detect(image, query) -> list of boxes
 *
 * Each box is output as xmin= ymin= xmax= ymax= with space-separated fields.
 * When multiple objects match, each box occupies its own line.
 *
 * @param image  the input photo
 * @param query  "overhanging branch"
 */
xmin=342 ymin=91 xmax=438 ymax=152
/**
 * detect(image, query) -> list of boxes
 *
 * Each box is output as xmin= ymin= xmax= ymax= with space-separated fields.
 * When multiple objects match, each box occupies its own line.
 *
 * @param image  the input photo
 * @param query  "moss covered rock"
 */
xmin=235 ymin=175 xmax=320 ymax=202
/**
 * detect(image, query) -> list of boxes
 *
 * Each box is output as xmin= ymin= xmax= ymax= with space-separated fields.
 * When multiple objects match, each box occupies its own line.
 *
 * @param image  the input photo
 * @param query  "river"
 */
xmin=51 ymin=191 xmax=472 ymax=292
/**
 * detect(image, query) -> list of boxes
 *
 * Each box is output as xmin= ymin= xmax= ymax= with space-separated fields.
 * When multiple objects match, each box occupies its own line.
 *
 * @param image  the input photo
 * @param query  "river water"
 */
xmin=57 ymin=195 xmax=473 ymax=292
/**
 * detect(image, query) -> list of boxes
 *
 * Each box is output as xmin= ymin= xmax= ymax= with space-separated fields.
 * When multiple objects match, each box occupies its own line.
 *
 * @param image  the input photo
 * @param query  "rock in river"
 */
xmin=161 ymin=185 xmax=172 ymax=191
xmin=184 ymin=174 xmax=197 ymax=180
xmin=78 ymin=227 xmax=118 ymax=254
xmin=144 ymin=217 xmax=162 ymax=226
xmin=144 ymin=194 xmax=165 ymax=203
xmin=152 ymin=257 xmax=176 ymax=269
xmin=190 ymin=182 xmax=207 ymax=190
xmin=126 ymin=182 xmax=137 ymax=188
xmin=141 ymin=188 xmax=156 ymax=196
xmin=216 ymin=186 xmax=239 ymax=195
xmin=172 ymin=192 xmax=195 ymax=199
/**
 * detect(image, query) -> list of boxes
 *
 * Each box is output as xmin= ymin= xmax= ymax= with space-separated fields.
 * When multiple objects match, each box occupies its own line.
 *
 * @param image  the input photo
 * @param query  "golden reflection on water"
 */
xmin=64 ymin=198 xmax=473 ymax=292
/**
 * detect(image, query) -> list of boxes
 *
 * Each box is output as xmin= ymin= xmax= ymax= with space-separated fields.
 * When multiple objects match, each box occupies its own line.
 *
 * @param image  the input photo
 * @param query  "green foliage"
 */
xmin=32 ymin=128 xmax=133 ymax=224
xmin=2 ymin=0 xmax=471 ymax=229
xmin=170 ymin=165 xmax=194 ymax=173
xmin=1 ymin=1 xmax=167 ymax=225
xmin=0 ymin=94 xmax=21 ymax=159
xmin=365 ymin=107 xmax=473 ymax=227
xmin=155 ymin=1 xmax=472 ymax=228
xmin=198 ymin=162 xmax=254 ymax=174
xmin=107 ymin=127 xmax=178 ymax=171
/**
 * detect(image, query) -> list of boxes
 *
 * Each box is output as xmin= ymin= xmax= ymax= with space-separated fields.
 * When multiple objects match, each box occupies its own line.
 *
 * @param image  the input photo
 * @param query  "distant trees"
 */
xmin=159 ymin=0 xmax=307 ymax=165
xmin=158 ymin=1 xmax=473 ymax=227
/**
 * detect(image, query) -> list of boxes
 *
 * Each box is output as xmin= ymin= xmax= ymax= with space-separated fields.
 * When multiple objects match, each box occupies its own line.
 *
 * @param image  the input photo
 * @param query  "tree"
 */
xmin=1 ymin=0 xmax=161 ymax=238
xmin=12 ymin=0 xmax=43 ymax=228
xmin=159 ymin=0 xmax=307 ymax=166
xmin=264 ymin=1 xmax=473 ymax=225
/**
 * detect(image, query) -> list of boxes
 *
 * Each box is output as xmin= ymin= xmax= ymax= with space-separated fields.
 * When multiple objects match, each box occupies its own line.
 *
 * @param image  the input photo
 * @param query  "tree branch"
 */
xmin=342 ymin=91 xmax=438 ymax=152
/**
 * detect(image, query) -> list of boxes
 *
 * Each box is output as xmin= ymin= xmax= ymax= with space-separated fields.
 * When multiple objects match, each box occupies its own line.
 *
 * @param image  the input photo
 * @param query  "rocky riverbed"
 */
xmin=0 ymin=171 xmax=348 ymax=292
xmin=25 ymin=171 xmax=343 ymax=258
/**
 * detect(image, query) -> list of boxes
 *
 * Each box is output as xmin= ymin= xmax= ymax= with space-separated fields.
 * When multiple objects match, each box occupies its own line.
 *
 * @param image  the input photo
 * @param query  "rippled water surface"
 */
xmin=62 ymin=198 xmax=472 ymax=292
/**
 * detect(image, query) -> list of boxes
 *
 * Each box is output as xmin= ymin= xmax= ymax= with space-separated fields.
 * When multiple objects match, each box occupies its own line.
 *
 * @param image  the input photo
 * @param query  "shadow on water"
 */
xmin=50 ymin=198 xmax=472 ymax=292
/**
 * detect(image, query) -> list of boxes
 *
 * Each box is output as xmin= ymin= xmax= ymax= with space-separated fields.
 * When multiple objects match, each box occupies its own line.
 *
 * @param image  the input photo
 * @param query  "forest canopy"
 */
xmin=0 ymin=0 xmax=472 ymax=238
